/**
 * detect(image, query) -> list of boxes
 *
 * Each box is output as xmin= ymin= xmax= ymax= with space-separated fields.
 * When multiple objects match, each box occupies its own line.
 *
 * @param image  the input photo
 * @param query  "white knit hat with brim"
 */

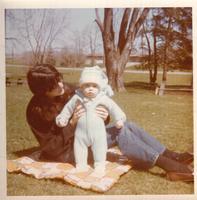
xmin=79 ymin=69 xmax=102 ymax=87
xmin=79 ymin=66 xmax=114 ymax=96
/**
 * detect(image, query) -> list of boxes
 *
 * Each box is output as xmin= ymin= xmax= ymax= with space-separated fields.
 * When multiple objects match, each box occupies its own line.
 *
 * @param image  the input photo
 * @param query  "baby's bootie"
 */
xmin=70 ymin=164 xmax=90 ymax=173
xmin=90 ymin=163 xmax=106 ymax=178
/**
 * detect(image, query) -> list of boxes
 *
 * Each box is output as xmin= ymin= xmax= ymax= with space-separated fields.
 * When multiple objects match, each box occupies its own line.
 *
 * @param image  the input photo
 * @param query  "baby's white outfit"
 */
xmin=56 ymin=65 xmax=126 ymax=176
xmin=56 ymin=89 xmax=126 ymax=175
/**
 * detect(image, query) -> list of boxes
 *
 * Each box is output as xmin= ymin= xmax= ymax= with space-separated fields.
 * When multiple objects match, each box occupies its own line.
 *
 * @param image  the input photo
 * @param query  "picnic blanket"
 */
xmin=7 ymin=147 xmax=132 ymax=193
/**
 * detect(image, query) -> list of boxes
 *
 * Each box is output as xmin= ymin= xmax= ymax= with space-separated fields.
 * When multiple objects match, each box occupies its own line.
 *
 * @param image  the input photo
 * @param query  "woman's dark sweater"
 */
xmin=26 ymin=83 xmax=76 ymax=162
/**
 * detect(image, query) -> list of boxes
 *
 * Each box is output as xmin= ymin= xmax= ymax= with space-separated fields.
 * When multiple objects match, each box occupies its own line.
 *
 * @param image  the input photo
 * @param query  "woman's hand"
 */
xmin=70 ymin=103 xmax=109 ymax=126
xmin=115 ymin=120 xmax=124 ymax=129
xmin=95 ymin=105 xmax=109 ymax=121
xmin=69 ymin=102 xmax=85 ymax=127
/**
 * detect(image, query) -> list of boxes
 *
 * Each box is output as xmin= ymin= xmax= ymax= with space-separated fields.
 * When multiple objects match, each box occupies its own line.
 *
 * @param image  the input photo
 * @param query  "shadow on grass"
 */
xmin=124 ymin=81 xmax=157 ymax=94
xmin=13 ymin=146 xmax=40 ymax=157
xmin=148 ymin=171 xmax=166 ymax=178
xmin=125 ymin=81 xmax=192 ymax=89
xmin=125 ymin=81 xmax=158 ymax=90
xmin=125 ymin=81 xmax=193 ymax=95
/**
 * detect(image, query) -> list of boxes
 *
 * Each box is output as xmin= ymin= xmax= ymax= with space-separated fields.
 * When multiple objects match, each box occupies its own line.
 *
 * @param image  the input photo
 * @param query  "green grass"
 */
xmin=6 ymin=65 xmax=193 ymax=86
xmin=6 ymin=68 xmax=193 ymax=195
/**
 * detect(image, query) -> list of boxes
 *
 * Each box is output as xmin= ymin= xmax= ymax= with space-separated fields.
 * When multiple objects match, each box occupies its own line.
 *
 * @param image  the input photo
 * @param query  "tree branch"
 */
xmin=104 ymin=8 xmax=113 ymax=34
xmin=118 ymin=8 xmax=131 ymax=53
xmin=95 ymin=8 xmax=104 ymax=32
xmin=127 ymin=8 xmax=140 ymax=39
xmin=133 ymin=8 xmax=150 ymax=39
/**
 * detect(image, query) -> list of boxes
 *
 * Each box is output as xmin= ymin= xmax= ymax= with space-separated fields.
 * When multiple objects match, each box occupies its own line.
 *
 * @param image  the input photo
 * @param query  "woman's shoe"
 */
xmin=162 ymin=149 xmax=194 ymax=164
xmin=177 ymin=152 xmax=193 ymax=164
xmin=166 ymin=171 xmax=194 ymax=182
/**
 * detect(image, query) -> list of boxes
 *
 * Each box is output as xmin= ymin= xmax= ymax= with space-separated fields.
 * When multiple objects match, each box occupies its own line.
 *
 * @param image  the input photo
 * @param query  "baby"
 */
xmin=56 ymin=66 xmax=126 ymax=177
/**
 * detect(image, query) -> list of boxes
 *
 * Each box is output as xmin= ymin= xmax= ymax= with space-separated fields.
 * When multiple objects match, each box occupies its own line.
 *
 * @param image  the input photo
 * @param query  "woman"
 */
xmin=26 ymin=64 xmax=193 ymax=182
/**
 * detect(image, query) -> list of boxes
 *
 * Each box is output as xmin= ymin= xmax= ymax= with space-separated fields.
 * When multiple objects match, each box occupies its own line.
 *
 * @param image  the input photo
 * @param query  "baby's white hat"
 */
xmin=79 ymin=66 xmax=114 ymax=96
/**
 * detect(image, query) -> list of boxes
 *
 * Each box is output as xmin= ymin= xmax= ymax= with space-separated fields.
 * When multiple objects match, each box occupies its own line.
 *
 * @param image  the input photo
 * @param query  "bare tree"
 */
xmin=6 ymin=9 xmax=69 ymax=65
xmin=140 ymin=9 xmax=160 ymax=85
xmin=71 ymin=30 xmax=86 ymax=67
xmin=5 ymin=10 xmax=25 ymax=62
xmin=84 ymin=23 xmax=102 ymax=66
xmin=95 ymin=8 xmax=149 ymax=91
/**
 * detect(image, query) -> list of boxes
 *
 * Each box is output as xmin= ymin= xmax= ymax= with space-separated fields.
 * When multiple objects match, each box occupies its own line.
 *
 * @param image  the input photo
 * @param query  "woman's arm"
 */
xmin=26 ymin=95 xmax=75 ymax=160
xmin=30 ymin=122 xmax=74 ymax=157
xmin=95 ymin=106 xmax=110 ymax=125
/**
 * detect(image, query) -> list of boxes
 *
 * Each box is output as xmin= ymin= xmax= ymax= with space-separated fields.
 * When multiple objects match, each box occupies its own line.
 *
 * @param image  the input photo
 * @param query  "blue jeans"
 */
xmin=106 ymin=121 xmax=166 ymax=169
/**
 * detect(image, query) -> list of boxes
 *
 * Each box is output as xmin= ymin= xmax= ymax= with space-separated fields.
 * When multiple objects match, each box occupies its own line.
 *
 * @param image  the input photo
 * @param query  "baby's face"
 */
xmin=81 ymin=83 xmax=100 ymax=98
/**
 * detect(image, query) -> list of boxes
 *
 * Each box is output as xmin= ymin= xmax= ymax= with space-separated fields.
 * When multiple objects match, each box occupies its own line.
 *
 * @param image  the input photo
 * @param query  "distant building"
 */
xmin=85 ymin=54 xmax=142 ymax=67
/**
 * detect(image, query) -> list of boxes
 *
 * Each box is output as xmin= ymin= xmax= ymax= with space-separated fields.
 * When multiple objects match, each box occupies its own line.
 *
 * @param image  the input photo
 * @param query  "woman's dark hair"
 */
xmin=27 ymin=64 xmax=63 ymax=95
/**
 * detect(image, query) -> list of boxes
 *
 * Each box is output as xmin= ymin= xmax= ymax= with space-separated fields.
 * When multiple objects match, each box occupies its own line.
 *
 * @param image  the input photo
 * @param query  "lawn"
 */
xmin=6 ymin=68 xmax=193 ymax=195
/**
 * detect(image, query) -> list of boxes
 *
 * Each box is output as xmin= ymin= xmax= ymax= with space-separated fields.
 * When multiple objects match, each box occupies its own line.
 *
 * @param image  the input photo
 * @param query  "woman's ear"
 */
xmin=58 ymin=82 xmax=64 ymax=88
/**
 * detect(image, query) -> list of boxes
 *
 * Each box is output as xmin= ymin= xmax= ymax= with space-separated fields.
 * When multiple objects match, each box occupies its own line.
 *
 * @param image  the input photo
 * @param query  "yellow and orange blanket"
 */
xmin=7 ymin=147 xmax=132 ymax=193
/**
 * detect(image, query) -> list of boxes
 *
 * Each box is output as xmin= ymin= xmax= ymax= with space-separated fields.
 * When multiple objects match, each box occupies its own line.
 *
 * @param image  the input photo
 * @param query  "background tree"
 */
xmin=156 ymin=8 xmax=192 ymax=95
xmin=5 ymin=10 xmax=25 ymax=64
xmin=169 ymin=8 xmax=192 ymax=70
xmin=84 ymin=23 xmax=102 ymax=66
xmin=95 ymin=8 xmax=149 ymax=91
xmin=72 ymin=30 xmax=86 ymax=67
xmin=45 ymin=47 xmax=56 ymax=66
xmin=139 ymin=7 xmax=192 ymax=93
xmin=6 ymin=9 xmax=69 ymax=65
xmin=139 ymin=9 xmax=160 ymax=84
xmin=60 ymin=46 xmax=86 ymax=68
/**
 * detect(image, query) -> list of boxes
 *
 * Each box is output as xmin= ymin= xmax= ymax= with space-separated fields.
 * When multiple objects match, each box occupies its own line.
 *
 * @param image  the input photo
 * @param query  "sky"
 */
xmin=69 ymin=9 xmax=99 ymax=31
xmin=5 ymin=8 xmax=104 ymax=55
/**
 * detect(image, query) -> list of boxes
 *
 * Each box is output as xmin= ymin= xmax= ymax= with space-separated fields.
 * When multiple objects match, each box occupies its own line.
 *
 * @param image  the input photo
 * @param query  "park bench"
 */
xmin=155 ymin=86 xmax=193 ymax=95
xmin=6 ymin=74 xmax=26 ymax=86
xmin=16 ymin=78 xmax=23 ymax=85
xmin=6 ymin=77 xmax=11 ymax=86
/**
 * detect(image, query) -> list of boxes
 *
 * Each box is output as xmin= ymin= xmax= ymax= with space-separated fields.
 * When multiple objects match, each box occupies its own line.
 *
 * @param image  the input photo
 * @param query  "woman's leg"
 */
xmin=155 ymin=154 xmax=193 ymax=181
xmin=106 ymin=121 xmax=193 ymax=181
xmin=162 ymin=149 xmax=193 ymax=164
xmin=122 ymin=121 xmax=193 ymax=163
xmin=106 ymin=124 xmax=119 ymax=148
xmin=106 ymin=121 xmax=165 ymax=155
xmin=114 ymin=122 xmax=165 ymax=168
xmin=155 ymin=155 xmax=193 ymax=173
xmin=122 ymin=121 xmax=166 ymax=154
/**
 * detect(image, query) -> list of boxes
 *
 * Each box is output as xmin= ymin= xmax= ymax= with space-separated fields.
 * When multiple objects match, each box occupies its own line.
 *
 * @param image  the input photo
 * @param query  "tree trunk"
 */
xmin=103 ymin=35 xmax=128 ymax=92
xmin=158 ymin=80 xmax=166 ymax=96
xmin=159 ymin=61 xmax=168 ymax=96
xmin=91 ymin=51 xmax=96 ymax=66
xmin=159 ymin=14 xmax=172 ymax=96
xmin=143 ymin=23 xmax=155 ymax=84
xmin=95 ymin=8 xmax=149 ymax=92
xmin=107 ymin=64 xmax=126 ymax=92
xmin=152 ymin=30 xmax=158 ymax=83
xmin=104 ymin=47 xmax=126 ymax=91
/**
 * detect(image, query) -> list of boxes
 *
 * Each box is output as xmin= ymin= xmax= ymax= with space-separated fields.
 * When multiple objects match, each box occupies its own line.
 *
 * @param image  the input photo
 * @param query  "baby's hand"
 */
xmin=115 ymin=120 xmax=124 ymax=129
xmin=56 ymin=115 xmax=67 ymax=127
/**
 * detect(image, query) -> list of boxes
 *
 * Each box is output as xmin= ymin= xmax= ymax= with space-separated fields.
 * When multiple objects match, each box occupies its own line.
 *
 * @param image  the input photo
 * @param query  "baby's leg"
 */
xmin=91 ymin=161 xmax=106 ymax=178
xmin=91 ymin=132 xmax=107 ymax=177
xmin=71 ymin=132 xmax=90 ymax=173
